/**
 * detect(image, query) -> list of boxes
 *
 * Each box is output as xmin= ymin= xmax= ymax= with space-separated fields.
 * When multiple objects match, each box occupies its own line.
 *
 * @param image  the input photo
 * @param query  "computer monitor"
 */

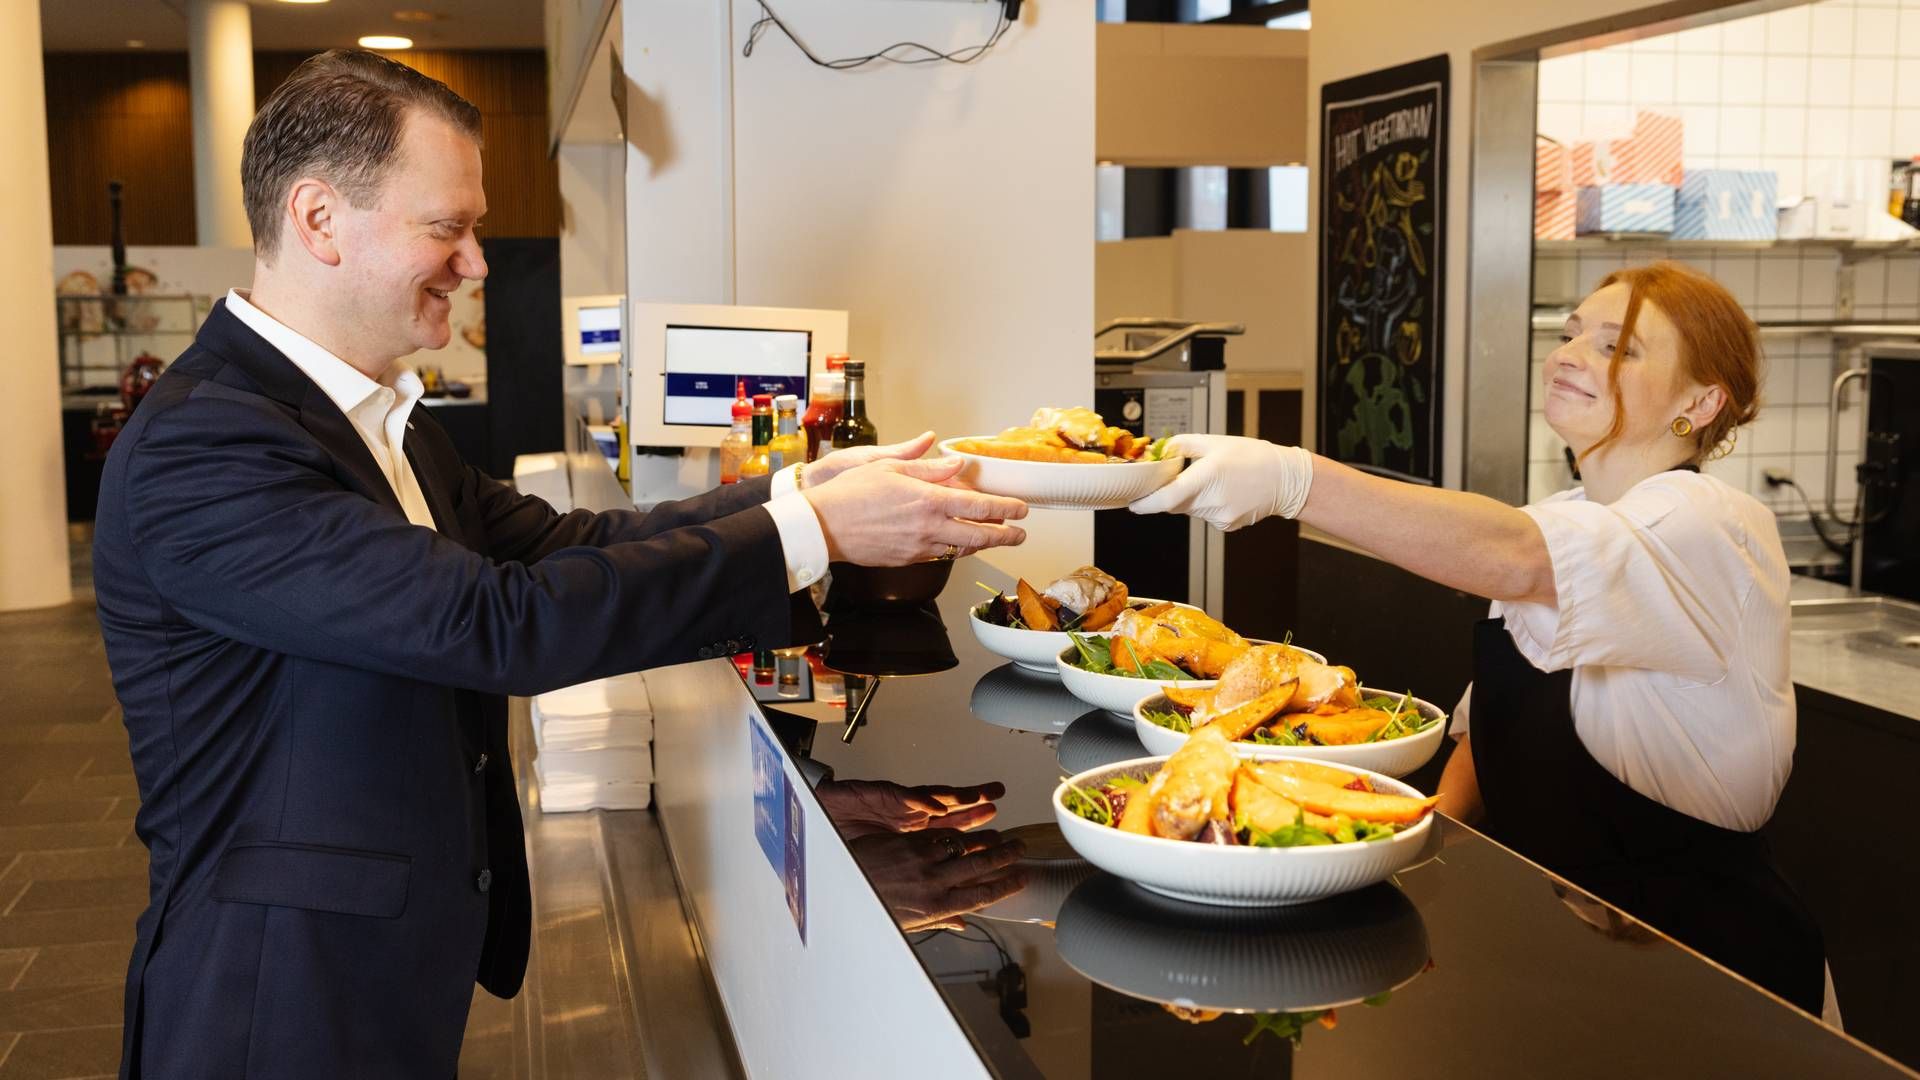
xmin=627 ymin=302 xmax=849 ymax=449
xmin=562 ymin=294 xmax=625 ymax=366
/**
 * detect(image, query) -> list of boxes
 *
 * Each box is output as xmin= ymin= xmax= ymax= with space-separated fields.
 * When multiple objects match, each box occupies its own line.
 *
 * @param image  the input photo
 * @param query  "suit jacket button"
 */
xmin=476 ymin=869 xmax=493 ymax=893
xmin=473 ymin=753 xmax=489 ymax=774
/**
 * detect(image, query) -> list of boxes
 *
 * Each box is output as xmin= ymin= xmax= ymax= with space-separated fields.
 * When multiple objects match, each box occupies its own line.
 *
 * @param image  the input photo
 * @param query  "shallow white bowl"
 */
xmin=1054 ymin=640 xmax=1322 ymax=718
xmin=1133 ymin=688 xmax=1448 ymax=778
xmin=967 ymin=597 xmax=1187 ymax=675
xmin=939 ymin=437 xmax=1182 ymax=511
xmin=1052 ymin=754 xmax=1436 ymax=907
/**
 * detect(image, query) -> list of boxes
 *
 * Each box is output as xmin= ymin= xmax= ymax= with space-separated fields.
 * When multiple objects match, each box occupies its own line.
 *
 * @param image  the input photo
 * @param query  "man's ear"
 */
xmin=284 ymin=178 xmax=344 ymax=267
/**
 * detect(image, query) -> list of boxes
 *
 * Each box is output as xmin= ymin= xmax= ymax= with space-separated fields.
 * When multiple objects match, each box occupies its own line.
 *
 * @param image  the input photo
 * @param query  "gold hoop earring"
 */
xmin=1670 ymin=417 xmax=1694 ymax=438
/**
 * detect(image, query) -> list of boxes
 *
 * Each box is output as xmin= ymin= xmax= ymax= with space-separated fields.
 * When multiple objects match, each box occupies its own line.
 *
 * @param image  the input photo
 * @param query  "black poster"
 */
xmin=1317 ymin=55 xmax=1449 ymax=486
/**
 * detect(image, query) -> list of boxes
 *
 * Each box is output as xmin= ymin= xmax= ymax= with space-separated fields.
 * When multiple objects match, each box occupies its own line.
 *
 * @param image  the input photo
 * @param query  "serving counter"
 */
xmin=645 ymin=563 xmax=1914 ymax=1079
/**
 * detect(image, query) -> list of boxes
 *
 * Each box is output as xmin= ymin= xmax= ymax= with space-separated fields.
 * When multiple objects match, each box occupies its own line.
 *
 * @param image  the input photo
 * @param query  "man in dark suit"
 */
xmin=92 ymin=50 xmax=1026 ymax=1078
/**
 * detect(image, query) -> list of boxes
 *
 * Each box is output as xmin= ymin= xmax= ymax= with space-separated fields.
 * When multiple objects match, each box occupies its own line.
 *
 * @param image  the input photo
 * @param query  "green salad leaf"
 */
xmin=1147 ymin=434 xmax=1174 ymax=461
xmin=1244 ymin=1011 xmax=1328 ymax=1047
xmin=1141 ymin=708 xmax=1191 ymax=734
xmin=1067 ymin=631 xmax=1115 ymax=674
xmin=1062 ymin=779 xmax=1114 ymax=827
xmin=1241 ymin=810 xmax=1399 ymax=848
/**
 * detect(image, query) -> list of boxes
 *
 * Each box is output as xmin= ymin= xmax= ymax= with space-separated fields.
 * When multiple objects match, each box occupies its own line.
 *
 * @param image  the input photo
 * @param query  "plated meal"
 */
xmin=1066 ymin=727 xmax=1438 ymax=847
xmin=1053 ymin=605 xmax=1320 ymax=716
xmin=940 ymin=407 xmax=1181 ymax=510
xmin=969 ymin=567 xmax=1192 ymax=674
xmin=1130 ymin=643 xmax=1448 ymax=776
xmin=1052 ymin=731 xmax=1441 ymax=905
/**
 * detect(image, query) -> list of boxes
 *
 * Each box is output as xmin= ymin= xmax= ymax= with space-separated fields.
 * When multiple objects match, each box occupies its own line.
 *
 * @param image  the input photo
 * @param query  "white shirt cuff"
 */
xmin=770 ymin=463 xmax=802 ymax=499
xmin=763 ymin=490 xmax=829 ymax=593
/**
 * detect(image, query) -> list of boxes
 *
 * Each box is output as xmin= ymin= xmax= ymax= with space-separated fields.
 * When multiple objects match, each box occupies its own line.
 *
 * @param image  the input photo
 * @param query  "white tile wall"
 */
xmin=1530 ymin=0 xmax=1920 ymax=518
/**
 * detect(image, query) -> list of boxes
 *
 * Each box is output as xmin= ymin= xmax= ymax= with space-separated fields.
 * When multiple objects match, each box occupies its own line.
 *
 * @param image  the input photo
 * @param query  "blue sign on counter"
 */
xmin=748 ymin=711 xmax=806 ymax=944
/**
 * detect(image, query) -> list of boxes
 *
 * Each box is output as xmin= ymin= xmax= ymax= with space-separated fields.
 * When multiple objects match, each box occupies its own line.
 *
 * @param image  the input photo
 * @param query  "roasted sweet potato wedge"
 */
xmin=1246 ymin=767 xmax=1439 ymax=825
xmin=1159 ymin=685 xmax=1215 ymax=710
xmin=1197 ymin=682 xmax=1295 ymax=741
xmin=1247 ymin=759 xmax=1362 ymax=790
xmin=1016 ymin=579 xmax=1058 ymax=632
xmin=1285 ymin=708 xmax=1394 ymax=746
xmin=1230 ymin=770 xmax=1303 ymax=834
xmin=1079 ymin=581 xmax=1130 ymax=632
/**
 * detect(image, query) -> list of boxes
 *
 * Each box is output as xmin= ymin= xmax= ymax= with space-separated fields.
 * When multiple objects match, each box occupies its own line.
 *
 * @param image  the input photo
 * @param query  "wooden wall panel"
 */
xmin=45 ymin=49 xmax=557 ymax=246
xmin=43 ymin=53 xmax=197 ymax=246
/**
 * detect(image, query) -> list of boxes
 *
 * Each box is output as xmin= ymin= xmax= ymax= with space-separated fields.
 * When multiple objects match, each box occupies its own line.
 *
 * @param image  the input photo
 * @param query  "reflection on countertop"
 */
xmin=1789 ymin=574 xmax=1920 ymax=721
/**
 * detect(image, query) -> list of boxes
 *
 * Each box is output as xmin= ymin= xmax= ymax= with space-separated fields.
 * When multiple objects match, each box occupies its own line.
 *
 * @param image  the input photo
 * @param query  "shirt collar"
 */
xmin=224 ymin=289 xmax=413 ymax=421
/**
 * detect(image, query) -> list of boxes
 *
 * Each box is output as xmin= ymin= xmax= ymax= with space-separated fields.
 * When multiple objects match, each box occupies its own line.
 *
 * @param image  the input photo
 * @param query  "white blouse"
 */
xmin=1453 ymin=470 xmax=1795 ymax=832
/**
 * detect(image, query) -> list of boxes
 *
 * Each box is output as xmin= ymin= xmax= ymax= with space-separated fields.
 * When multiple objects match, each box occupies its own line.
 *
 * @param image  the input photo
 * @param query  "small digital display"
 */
xmin=577 ymin=305 xmax=622 ymax=358
xmin=662 ymin=325 xmax=810 ymax=427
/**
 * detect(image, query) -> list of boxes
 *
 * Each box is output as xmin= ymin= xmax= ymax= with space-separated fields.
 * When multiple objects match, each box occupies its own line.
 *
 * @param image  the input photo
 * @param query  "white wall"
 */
xmin=1305 ymin=0 xmax=1715 ymax=486
xmin=623 ymin=1 xmax=1094 ymax=580
xmin=559 ymin=142 xmax=627 ymax=420
xmin=1096 ymin=230 xmax=1316 ymax=373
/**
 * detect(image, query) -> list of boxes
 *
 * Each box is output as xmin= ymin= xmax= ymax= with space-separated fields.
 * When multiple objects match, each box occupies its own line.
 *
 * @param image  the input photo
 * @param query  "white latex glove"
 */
xmin=1128 ymin=434 xmax=1313 ymax=532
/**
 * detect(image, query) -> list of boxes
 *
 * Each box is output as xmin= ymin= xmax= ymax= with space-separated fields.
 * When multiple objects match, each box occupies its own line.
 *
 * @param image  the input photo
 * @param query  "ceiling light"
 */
xmin=126 ymin=39 xmax=146 ymax=48
xmin=358 ymin=35 xmax=414 ymax=49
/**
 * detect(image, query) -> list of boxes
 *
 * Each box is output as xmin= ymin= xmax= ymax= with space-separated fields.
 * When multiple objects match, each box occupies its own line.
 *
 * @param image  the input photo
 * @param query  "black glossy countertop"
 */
xmin=759 ymin=560 xmax=1912 ymax=1079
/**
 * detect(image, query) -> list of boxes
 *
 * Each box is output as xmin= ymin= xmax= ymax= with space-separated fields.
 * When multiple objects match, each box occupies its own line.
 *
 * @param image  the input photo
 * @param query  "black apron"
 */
xmin=1469 ymin=618 xmax=1826 ymax=1014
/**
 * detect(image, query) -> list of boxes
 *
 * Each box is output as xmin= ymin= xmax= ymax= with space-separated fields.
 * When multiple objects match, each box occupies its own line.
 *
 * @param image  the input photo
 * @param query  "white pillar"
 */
xmin=0 ymin=1 xmax=72 ymax=611
xmin=189 ymin=0 xmax=255 ymax=248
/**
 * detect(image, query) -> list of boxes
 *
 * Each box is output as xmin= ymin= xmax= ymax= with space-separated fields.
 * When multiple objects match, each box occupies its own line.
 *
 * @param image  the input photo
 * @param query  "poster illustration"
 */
xmin=749 ymin=710 xmax=807 ymax=943
xmin=1317 ymin=55 xmax=1449 ymax=486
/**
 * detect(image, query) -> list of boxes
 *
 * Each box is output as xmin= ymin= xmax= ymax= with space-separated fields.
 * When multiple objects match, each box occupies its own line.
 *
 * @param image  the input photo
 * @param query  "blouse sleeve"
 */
xmin=1497 ymin=476 xmax=1750 ymax=683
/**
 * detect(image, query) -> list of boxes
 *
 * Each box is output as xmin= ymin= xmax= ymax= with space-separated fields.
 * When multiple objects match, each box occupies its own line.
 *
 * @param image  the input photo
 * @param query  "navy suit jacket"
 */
xmin=93 ymin=302 xmax=817 ymax=1077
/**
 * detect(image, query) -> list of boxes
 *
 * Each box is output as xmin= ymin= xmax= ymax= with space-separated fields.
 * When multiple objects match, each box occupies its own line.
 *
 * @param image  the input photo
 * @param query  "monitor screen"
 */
xmin=662 ymin=325 xmax=811 ymax=426
xmin=577 ymin=304 xmax=622 ymax=360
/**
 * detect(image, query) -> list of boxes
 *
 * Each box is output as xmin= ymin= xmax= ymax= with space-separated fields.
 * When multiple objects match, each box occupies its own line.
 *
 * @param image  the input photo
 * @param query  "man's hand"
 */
xmin=803 ymin=431 xmax=938 ymax=489
xmin=817 ymin=779 xmax=1005 ymax=840
xmin=802 ymin=458 xmax=1028 ymax=566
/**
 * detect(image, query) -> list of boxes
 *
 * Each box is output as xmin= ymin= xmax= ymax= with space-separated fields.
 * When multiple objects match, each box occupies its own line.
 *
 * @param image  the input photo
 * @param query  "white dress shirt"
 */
xmin=223 ymin=290 xmax=829 ymax=592
xmin=1454 ymin=470 xmax=1795 ymax=832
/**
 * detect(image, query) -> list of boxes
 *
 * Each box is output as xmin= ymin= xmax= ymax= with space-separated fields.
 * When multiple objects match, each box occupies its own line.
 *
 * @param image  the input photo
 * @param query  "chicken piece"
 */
xmin=1286 ymin=656 xmax=1359 ymax=712
xmin=1015 ymin=579 xmax=1059 ymax=631
xmin=1198 ymin=683 xmax=1296 ymax=741
xmin=1110 ymin=606 xmax=1250 ymax=679
xmin=1042 ymin=566 xmax=1129 ymax=631
xmin=1246 ymin=766 xmax=1439 ymax=825
xmin=1148 ymin=726 xmax=1238 ymax=840
xmin=1191 ymin=645 xmax=1302 ymax=727
xmin=1281 ymin=707 xmax=1395 ymax=746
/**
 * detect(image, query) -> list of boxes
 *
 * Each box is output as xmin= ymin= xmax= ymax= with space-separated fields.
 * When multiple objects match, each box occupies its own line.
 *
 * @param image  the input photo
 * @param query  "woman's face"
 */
xmin=1543 ymin=282 xmax=1701 ymax=458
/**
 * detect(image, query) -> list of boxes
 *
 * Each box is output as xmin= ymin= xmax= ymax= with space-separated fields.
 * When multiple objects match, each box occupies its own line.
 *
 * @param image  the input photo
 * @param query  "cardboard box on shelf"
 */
xmin=1576 ymin=183 xmax=1677 ymax=235
xmin=1535 ymin=136 xmax=1576 ymax=240
xmin=1674 ymin=170 xmax=1779 ymax=241
xmin=1614 ymin=111 xmax=1684 ymax=187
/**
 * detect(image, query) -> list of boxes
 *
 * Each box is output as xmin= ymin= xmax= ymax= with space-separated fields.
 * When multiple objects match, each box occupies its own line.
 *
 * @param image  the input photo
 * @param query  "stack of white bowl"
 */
xmin=529 ymin=673 xmax=653 ymax=812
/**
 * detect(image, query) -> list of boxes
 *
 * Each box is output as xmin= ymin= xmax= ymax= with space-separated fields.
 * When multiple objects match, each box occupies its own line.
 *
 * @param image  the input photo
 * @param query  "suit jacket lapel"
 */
xmin=296 ymin=383 xmax=408 ymax=518
xmin=404 ymin=423 xmax=466 ymax=545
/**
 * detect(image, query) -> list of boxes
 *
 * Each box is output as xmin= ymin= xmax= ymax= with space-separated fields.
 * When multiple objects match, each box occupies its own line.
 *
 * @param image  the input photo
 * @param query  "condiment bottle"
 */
xmin=828 ymin=361 xmax=877 ymax=451
xmin=768 ymin=394 xmax=806 ymax=472
xmin=718 ymin=379 xmax=752 ymax=484
xmin=740 ymin=393 xmax=774 ymax=479
xmin=802 ymin=354 xmax=847 ymax=461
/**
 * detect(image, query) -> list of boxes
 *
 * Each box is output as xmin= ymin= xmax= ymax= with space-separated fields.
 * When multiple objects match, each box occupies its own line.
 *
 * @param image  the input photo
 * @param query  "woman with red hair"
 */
xmin=1134 ymin=261 xmax=1825 ymax=1013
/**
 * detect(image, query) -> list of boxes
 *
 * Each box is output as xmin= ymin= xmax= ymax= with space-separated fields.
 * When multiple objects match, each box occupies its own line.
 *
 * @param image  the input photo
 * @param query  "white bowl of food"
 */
xmin=968 ymin=566 xmax=1190 ymax=675
xmin=1134 ymin=688 xmax=1448 ymax=778
xmin=1052 ymin=739 xmax=1439 ymax=907
xmin=942 ymin=440 xmax=1181 ymax=511
xmin=939 ymin=408 xmax=1180 ymax=510
xmin=1056 ymin=639 xmax=1326 ymax=717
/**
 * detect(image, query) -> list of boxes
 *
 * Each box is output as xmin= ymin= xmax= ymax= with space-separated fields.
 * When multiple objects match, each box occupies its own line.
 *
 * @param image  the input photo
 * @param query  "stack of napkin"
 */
xmin=530 ymin=674 xmax=653 ymax=812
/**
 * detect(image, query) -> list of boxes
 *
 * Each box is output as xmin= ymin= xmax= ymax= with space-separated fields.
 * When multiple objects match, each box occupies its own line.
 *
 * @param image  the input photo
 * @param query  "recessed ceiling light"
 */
xmin=126 ymin=39 xmax=146 ymax=48
xmin=358 ymin=35 xmax=414 ymax=50
xmin=392 ymin=10 xmax=447 ymax=22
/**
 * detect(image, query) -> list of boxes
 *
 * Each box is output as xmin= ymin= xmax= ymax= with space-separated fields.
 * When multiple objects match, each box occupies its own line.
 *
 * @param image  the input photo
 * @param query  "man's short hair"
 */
xmin=241 ymin=49 xmax=482 ymax=262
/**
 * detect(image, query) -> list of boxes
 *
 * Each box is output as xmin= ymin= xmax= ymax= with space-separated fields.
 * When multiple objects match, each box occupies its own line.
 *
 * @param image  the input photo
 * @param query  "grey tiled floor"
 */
xmin=0 ymin=536 xmax=138 ymax=1080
